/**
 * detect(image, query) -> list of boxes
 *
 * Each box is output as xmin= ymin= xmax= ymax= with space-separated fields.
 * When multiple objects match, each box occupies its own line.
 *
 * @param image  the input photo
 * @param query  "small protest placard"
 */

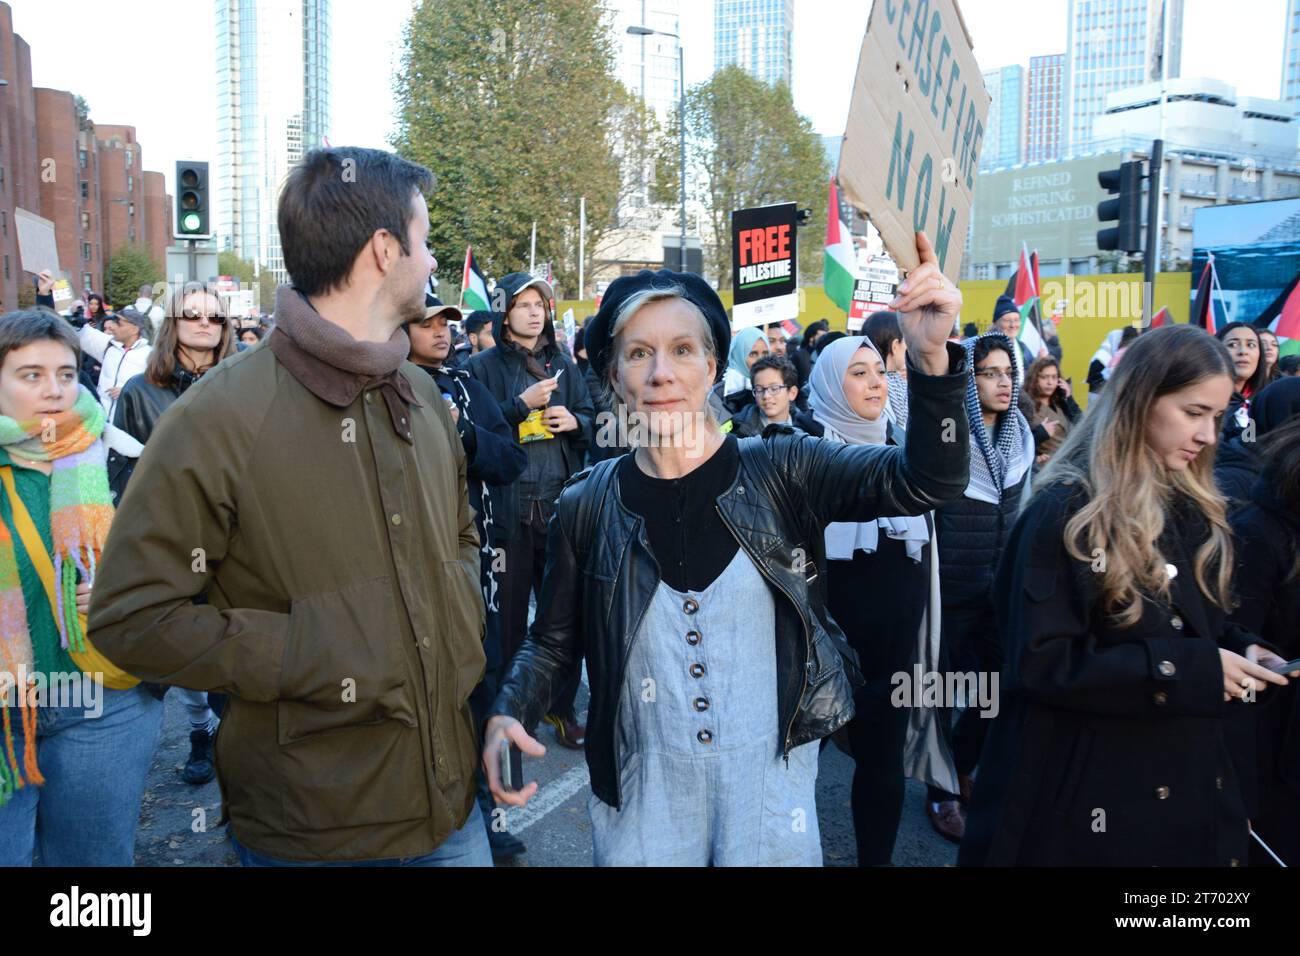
xmin=732 ymin=202 xmax=799 ymax=330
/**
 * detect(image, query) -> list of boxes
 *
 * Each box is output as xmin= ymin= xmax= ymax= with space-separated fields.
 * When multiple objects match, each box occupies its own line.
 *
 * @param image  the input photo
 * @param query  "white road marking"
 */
xmin=504 ymin=763 xmax=591 ymax=834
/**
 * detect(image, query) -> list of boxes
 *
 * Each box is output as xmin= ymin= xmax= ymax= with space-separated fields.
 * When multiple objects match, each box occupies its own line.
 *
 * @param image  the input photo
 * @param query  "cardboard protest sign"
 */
xmin=839 ymin=0 xmax=988 ymax=282
xmin=15 ymin=208 xmax=59 ymax=276
xmin=732 ymin=202 xmax=799 ymax=331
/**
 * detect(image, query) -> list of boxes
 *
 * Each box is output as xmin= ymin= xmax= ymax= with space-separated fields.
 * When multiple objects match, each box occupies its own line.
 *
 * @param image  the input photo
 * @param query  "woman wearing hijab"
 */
xmin=482 ymin=233 xmax=972 ymax=866
xmin=711 ymin=326 xmax=769 ymax=422
xmin=927 ymin=330 xmax=1036 ymax=842
xmin=808 ymin=335 xmax=953 ymax=866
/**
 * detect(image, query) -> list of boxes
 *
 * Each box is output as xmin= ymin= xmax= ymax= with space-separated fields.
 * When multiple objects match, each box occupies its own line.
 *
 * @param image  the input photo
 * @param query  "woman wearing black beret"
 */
xmin=484 ymin=233 xmax=972 ymax=866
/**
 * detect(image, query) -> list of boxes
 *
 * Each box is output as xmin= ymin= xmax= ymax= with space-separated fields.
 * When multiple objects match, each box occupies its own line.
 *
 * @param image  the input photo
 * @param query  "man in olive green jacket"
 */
xmin=89 ymin=148 xmax=491 ymax=865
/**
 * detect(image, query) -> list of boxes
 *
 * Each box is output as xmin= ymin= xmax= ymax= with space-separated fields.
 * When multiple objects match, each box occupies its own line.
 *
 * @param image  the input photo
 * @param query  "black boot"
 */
xmin=182 ymin=727 xmax=215 ymax=785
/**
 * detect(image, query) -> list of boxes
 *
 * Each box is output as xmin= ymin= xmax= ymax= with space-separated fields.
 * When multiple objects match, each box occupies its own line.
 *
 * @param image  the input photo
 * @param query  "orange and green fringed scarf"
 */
xmin=0 ymin=387 xmax=114 ymax=805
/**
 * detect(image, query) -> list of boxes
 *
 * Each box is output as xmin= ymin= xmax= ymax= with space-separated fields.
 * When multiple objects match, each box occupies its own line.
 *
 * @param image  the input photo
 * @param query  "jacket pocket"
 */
xmin=277 ymin=576 xmax=417 ymax=746
xmin=440 ymin=560 xmax=487 ymax=705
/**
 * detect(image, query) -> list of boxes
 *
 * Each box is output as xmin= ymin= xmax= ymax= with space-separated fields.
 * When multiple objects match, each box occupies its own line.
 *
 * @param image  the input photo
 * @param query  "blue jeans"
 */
xmin=0 ymin=681 xmax=163 ymax=866
xmin=231 ymin=814 xmax=494 ymax=867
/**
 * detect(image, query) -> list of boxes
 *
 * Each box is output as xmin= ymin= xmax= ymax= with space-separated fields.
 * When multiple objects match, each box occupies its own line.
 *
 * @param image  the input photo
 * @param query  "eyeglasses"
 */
xmin=179 ymin=310 xmax=227 ymax=325
xmin=974 ymin=369 xmax=1014 ymax=383
xmin=753 ymin=385 xmax=790 ymax=398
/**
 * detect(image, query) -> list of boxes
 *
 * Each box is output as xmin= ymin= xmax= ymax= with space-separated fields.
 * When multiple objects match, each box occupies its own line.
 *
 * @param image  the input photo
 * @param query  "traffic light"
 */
xmin=1096 ymin=160 xmax=1143 ymax=253
xmin=175 ymin=161 xmax=211 ymax=239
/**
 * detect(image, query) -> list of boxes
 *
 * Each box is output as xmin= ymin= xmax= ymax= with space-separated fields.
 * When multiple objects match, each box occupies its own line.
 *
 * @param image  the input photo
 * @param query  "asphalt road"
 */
xmin=136 ymin=673 xmax=958 ymax=868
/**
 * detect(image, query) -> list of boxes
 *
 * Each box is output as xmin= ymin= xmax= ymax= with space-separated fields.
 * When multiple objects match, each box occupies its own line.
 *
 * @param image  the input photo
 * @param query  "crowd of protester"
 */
xmin=1 ymin=144 xmax=1297 ymax=870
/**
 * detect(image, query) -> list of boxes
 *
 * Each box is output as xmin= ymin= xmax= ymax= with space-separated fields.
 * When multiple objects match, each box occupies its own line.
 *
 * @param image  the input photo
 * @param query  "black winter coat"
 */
xmin=419 ymin=364 xmax=527 ymax=547
xmin=466 ymin=312 xmax=595 ymax=539
xmin=491 ymin=343 xmax=972 ymax=809
xmin=1228 ymin=478 xmax=1300 ymax=864
xmin=935 ymin=476 xmax=1028 ymax=605
xmin=727 ymin=401 xmax=824 ymax=439
xmin=1213 ymin=435 xmax=1261 ymax=513
xmin=959 ymin=482 xmax=1260 ymax=867
xmin=109 ymin=367 xmax=202 ymax=503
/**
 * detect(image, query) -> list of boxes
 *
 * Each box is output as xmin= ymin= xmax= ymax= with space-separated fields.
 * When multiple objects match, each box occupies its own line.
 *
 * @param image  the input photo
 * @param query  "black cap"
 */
xmin=584 ymin=269 xmax=729 ymax=383
xmin=464 ymin=310 xmax=493 ymax=334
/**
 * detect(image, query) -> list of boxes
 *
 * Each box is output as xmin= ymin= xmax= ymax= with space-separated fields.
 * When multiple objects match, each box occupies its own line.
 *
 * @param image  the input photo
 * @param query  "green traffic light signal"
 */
xmin=181 ymin=212 xmax=201 ymax=233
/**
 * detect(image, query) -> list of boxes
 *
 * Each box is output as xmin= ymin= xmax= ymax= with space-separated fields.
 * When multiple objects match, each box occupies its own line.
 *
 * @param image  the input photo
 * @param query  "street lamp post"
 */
xmin=627 ymin=24 xmax=686 ymax=272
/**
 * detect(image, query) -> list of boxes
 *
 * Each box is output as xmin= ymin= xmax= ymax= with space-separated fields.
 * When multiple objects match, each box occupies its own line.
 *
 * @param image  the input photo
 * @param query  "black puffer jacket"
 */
xmin=490 ymin=343 xmax=971 ymax=809
xmin=727 ymin=401 xmax=824 ymax=438
xmin=936 ymin=475 xmax=1028 ymax=605
xmin=109 ymin=367 xmax=201 ymax=503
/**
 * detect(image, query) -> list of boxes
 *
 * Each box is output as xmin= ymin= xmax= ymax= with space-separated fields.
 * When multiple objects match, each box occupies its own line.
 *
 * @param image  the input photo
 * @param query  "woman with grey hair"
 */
xmin=483 ymin=234 xmax=972 ymax=866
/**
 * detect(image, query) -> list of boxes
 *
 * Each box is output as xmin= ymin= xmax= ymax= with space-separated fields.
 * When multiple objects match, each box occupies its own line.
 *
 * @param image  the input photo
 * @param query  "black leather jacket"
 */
xmin=490 ymin=343 xmax=971 ymax=808
xmin=109 ymin=368 xmax=201 ymax=502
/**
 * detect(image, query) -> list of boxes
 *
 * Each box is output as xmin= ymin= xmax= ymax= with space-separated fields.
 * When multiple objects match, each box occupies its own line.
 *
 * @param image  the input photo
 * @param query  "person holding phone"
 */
xmin=960 ymin=325 xmax=1292 ymax=867
xmin=466 ymin=272 xmax=594 ymax=751
xmin=482 ymin=232 xmax=971 ymax=866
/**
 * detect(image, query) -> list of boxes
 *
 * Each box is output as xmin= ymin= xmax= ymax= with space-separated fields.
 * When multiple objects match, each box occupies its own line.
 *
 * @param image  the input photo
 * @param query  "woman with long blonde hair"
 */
xmin=960 ymin=324 xmax=1293 ymax=867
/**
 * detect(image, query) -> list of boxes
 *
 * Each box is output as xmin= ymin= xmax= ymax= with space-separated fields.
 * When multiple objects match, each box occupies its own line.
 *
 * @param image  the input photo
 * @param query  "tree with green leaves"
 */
xmin=105 ymin=244 xmax=161 ymax=309
xmin=392 ymin=0 xmax=628 ymax=294
xmin=653 ymin=67 xmax=830 ymax=289
xmin=217 ymin=250 xmax=256 ymax=289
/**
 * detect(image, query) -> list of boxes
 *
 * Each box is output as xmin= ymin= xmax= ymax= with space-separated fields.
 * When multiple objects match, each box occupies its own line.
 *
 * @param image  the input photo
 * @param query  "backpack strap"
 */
xmin=559 ymin=456 xmax=620 ymax=567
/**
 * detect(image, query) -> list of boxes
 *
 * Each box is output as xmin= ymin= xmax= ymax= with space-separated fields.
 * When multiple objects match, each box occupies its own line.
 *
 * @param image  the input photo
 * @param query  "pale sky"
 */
xmin=15 ymin=0 xmax=1288 ymax=203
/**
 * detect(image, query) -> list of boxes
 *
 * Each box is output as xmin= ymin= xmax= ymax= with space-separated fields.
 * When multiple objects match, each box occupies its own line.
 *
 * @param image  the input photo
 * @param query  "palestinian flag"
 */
xmin=460 ymin=247 xmax=490 ymax=312
xmin=1255 ymin=273 xmax=1300 ymax=357
xmin=1190 ymin=256 xmax=1218 ymax=335
xmin=1004 ymin=244 xmax=1045 ymax=359
xmin=1149 ymin=306 xmax=1170 ymax=329
xmin=824 ymin=177 xmax=856 ymax=313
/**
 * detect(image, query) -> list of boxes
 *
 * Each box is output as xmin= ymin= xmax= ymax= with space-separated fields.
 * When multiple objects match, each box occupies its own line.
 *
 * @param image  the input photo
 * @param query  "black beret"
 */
xmin=585 ymin=269 xmax=730 ymax=383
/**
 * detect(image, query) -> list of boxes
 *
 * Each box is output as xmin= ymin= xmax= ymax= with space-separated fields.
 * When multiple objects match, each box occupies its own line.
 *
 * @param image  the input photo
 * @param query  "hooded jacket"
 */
xmin=466 ymin=285 xmax=594 ymax=536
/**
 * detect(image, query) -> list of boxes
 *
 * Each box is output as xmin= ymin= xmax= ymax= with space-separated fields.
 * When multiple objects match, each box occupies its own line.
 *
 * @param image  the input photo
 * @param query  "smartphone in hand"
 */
xmin=499 ymin=738 xmax=523 ymax=792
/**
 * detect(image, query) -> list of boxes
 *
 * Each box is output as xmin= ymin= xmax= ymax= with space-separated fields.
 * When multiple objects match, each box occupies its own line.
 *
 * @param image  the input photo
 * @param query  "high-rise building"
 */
xmin=1284 ymin=0 xmax=1300 ymax=116
xmin=713 ymin=0 xmax=793 ymax=87
xmin=1026 ymin=53 xmax=1065 ymax=164
xmin=215 ymin=0 xmax=331 ymax=284
xmin=980 ymin=65 xmax=1025 ymax=170
xmin=1064 ymin=0 xmax=1182 ymax=154
xmin=609 ymin=0 xmax=681 ymax=120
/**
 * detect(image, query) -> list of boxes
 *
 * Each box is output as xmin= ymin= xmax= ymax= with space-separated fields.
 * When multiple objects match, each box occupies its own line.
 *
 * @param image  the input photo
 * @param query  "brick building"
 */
xmin=0 ymin=1 xmax=171 ymax=310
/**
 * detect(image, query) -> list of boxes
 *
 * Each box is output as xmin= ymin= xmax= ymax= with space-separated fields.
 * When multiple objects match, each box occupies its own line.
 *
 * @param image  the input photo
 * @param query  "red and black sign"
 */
xmin=732 ymin=202 xmax=798 ymax=307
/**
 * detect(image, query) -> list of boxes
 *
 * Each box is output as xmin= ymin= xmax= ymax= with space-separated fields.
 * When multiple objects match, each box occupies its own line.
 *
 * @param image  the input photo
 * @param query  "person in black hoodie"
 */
xmin=406 ymin=292 xmax=528 ymax=860
xmin=467 ymin=272 xmax=594 ymax=750
xmin=1215 ymin=376 xmax=1300 ymax=512
xmin=1228 ymin=416 xmax=1300 ymax=866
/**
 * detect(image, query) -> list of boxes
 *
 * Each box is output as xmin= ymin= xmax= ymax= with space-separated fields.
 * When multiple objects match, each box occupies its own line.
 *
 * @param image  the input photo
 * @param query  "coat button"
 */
xmin=392 ymin=513 xmax=403 ymax=525
xmin=421 ymin=636 xmax=430 ymax=648
xmin=683 ymin=598 xmax=699 ymax=615
xmin=1165 ymin=563 xmax=1178 ymax=580
xmin=693 ymin=697 xmax=709 ymax=712
xmin=1155 ymin=785 xmax=1170 ymax=799
xmin=689 ymin=662 xmax=706 ymax=679
xmin=685 ymin=630 xmax=701 ymax=646
xmin=1153 ymin=691 xmax=1168 ymax=705
xmin=364 ymin=391 xmax=373 ymax=403
xmin=1169 ymin=616 xmax=1183 ymax=631
xmin=736 ymin=486 xmax=745 ymax=495
xmin=697 ymin=729 xmax=713 ymax=744
xmin=1157 ymin=659 xmax=1176 ymax=676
